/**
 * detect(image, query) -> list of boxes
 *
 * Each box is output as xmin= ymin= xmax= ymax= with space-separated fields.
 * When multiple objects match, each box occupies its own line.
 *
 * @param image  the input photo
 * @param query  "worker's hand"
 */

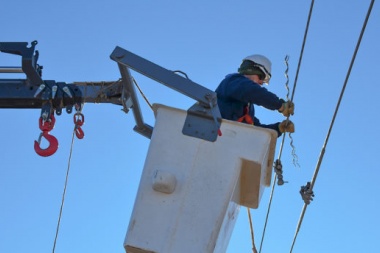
xmin=279 ymin=100 xmax=295 ymax=117
xmin=279 ymin=120 xmax=295 ymax=133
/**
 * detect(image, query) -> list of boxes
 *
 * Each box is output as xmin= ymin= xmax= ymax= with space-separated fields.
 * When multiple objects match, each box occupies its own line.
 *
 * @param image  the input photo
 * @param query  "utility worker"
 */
xmin=216 ymin=54 xmax=295 ymax=137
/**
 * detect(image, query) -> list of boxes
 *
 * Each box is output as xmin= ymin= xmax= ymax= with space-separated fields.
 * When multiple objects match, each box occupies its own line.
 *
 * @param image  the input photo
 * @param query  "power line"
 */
xmin=259 ymin=1 xmax=315 ymax=252
xmin=289 ymin=1 xmax=375 ymax=251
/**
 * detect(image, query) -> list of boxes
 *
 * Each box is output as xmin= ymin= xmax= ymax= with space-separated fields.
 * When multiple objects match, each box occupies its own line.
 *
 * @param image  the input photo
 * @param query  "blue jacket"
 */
xmin=215 ymin=73 xmax=283 ymax=136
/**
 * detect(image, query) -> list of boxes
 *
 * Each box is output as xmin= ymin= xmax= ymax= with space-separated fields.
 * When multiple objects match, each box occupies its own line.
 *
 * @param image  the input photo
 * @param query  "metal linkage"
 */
xmin=0 ymin=40 xmax=43 ymax=85
xmin=114 ymin=58 xmax=153 ymax=139
xmin=73 ymin=104 xmax=85 ymax=139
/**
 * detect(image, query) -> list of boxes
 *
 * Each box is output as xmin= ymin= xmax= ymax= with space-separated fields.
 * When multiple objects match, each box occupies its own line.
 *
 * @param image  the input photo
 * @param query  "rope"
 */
xmin=289 ymin=1 xmax=375 ymax=251
xmin=259 ymin=1 xmax=315 ymax=252
xmin=131 ymin=69 xmax=190 ymax=111
xmin=130 ymin=68 xmax=192 ymax=112
xmin=247 ymin=208 xmax=258 ymax=253
xmin=258 ymin=179 xmax=276 ymax=253
xmin=52 ymin=130 xmax=76 ymax=253
xmin=132 ymin=77 xmax=153 ymax=110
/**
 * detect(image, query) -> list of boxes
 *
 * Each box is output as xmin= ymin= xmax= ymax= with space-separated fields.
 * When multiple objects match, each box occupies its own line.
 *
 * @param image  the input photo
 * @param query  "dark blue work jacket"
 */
xmin=215 ymin=73 xmax=283 ymax=136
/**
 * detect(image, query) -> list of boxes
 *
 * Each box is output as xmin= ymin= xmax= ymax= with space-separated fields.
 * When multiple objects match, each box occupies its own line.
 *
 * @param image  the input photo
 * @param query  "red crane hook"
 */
xmin=34 ymin=131 xmax=59 ymax=157
xmin=74 ymin=126 xmax=85 ymax=139
xmin=73 ymin=112 xmax=85 ymax=139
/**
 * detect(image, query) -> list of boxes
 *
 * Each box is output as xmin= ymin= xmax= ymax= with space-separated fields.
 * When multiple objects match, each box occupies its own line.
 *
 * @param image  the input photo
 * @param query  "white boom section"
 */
xmin=125 ymin=104 xmax=277 ymax=253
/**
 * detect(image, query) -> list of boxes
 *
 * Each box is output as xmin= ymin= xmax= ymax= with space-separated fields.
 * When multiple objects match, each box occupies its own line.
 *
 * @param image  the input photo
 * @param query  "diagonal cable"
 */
xmin=52 ymin=130 xmax=76 ymax=253
xmin=289 ymin=1 xmax=375 ymax=251
xmin=259 ymin=1 xmax=315 ymax=252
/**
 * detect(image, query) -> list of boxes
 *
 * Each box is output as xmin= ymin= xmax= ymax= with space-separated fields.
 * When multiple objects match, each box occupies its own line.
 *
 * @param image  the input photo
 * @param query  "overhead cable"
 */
xmin=289 ymin=1 xmax=375 ymax=252
xmin=259 ymin=1 xmax=315 ymax=252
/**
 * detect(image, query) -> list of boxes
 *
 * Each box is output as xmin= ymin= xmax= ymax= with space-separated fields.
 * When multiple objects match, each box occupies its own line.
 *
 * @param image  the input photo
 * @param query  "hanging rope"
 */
xmin=247 ymin=208 xmax=258 ymax=253
xmin=51 ymin=98 xmax=86 ymax=252
xmin=131 ymin=69 xmax=191 ymax=112
xmin=132 ymin=77 xmax=153 ymax=111
xmin=52 ymin=129 xmax=76 ymax=253
xmin=259 ymin=1 xmax=315 ymax=252
xmin=289 ymin=1 xmax=375 ymax=251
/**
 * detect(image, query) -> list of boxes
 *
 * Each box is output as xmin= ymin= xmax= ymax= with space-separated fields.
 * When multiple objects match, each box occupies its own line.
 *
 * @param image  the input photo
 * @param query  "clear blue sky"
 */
xmin=1 ymin=1 xmax=379 ymax=252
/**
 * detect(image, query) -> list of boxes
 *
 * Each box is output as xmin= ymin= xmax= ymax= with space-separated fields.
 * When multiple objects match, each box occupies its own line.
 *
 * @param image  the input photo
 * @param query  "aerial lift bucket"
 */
xmin=124 ymin=104 xmax=277 ymax=253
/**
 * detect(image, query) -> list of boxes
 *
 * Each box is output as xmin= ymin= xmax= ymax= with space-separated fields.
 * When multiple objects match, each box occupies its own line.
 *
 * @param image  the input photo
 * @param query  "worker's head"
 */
xmin=238 ymin=54 xmax=272 ymax=85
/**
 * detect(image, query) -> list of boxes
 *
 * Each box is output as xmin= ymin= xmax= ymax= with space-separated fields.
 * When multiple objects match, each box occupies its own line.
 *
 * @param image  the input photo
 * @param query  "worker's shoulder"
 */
xmin=224 ymin=73 xmax=244 ymax=80
xmin=217 ymin=74 xmax=253 ymax=93
xmin=219 ymin=73 xmax=248 ymax=85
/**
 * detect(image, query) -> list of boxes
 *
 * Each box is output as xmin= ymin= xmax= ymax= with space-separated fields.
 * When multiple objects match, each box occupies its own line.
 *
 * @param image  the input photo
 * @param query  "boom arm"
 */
xmin=0 ymin=41 xmax=221 ymax=142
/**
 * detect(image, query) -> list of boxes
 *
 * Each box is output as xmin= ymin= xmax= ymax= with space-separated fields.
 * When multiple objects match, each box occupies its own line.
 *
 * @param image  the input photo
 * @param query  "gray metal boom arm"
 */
xmin=110 ymin=46 xmax=221 ymax=141
xmin=0 ymin=41 xmax=126 ymax=115
xmin=110 ymin=46 xmax=217 ymax=108
xmin=0 ymin=41 xmax=221 ymax=142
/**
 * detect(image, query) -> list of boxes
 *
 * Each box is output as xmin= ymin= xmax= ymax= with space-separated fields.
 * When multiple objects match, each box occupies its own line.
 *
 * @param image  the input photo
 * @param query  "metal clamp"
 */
xmin=300 ymin=182 xmax=314 ymax=205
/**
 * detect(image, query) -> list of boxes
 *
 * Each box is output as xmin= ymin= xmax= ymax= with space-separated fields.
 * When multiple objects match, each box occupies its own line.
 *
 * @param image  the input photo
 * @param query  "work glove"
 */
xmin=279 ymin=100 xmax=295 ymax=117
xmin=278 ymin=120 xmax=295 ymax=133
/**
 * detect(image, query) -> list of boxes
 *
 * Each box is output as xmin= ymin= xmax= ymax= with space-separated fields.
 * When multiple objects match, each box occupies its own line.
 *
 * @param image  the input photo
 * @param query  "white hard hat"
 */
xmin=242 ymin=54 xmax=272 ymax=84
